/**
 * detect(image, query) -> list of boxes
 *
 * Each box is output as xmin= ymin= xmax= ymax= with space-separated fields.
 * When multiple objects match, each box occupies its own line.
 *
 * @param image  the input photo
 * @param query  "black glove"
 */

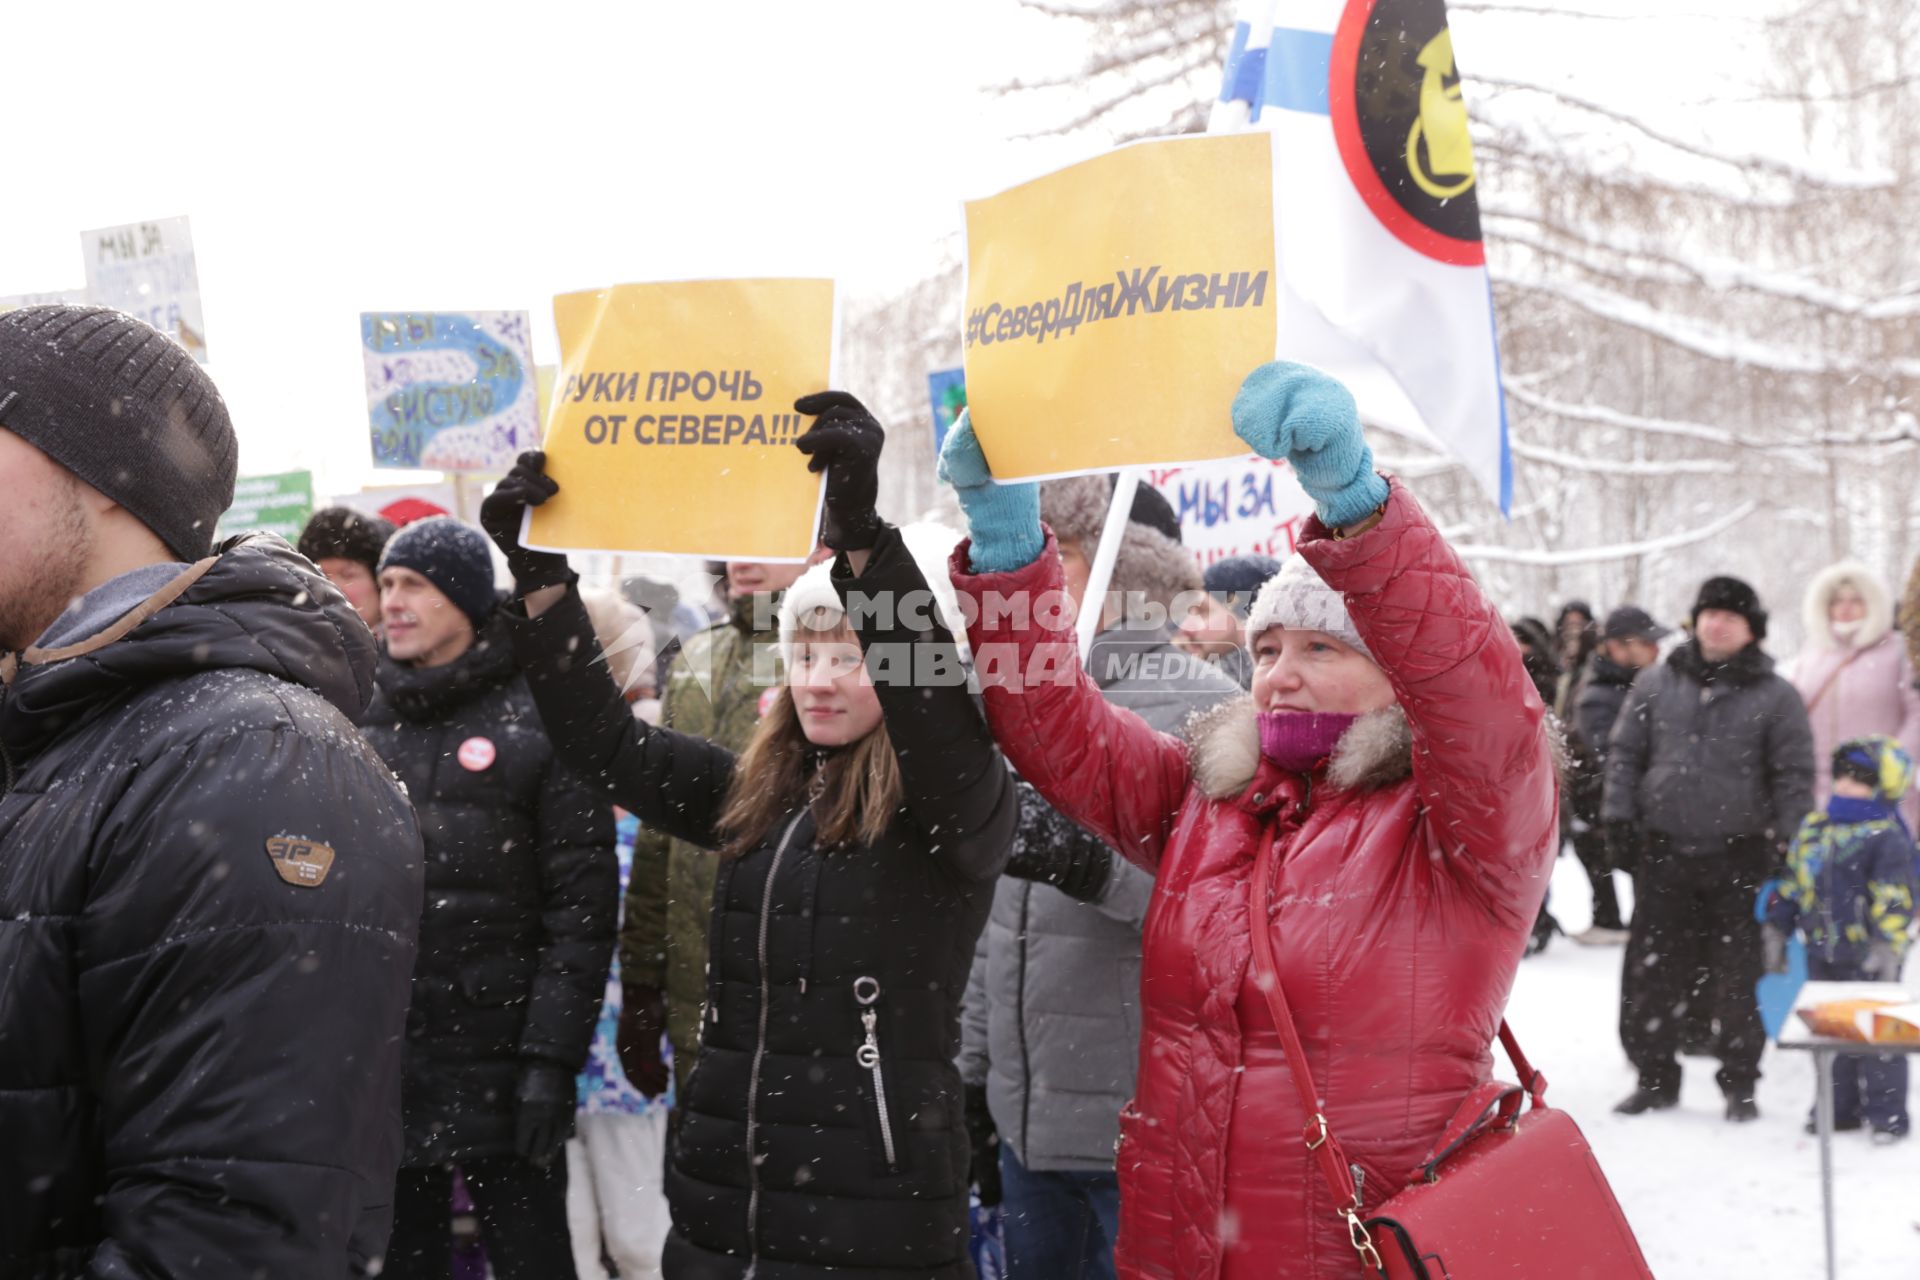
xmin=964 ymin=1083 xmax=1002 ymax=1207
xmin=1761 ymin=924 xmax=1791 ymax=977
xmin=794 ymin=391 xmax=884 ymax=552
xmin=479 ymin=450 xmax=576 ymax=593
xmin=1005 ymin=837 xmax=1113 ymax=903
xmin=1604 ymin=820 xmax=1641 ymax=876
xmin=616 ymin=982 xmax=670 ymax=1099
xmin=513 ymin=1061 xmax=577 ymax=1167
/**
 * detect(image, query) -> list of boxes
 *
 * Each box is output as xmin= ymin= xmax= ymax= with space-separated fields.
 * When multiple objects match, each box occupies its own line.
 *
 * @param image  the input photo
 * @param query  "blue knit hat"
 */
xmin=1832 ymin=736 xmax=1914 ymax=804
xmin=377 ymin=517 xmax=496 ymax=631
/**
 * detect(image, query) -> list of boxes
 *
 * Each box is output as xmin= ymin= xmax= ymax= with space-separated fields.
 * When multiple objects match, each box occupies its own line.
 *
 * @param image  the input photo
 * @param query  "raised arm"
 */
xmin=507 ymin=585 xmax=737 ymax=849
xmin=1299 ymin=479 xmax=1558 ymax=898
xmin=1231 ymin=362 xmax=1555 ymax=915
xmin=934 ymin=414 xmax=1198 ymax=871
xmin=832 ymin=520 xmax=1016 ymax=883
xmin=482 ymin=452 xmax=737 ymax=848
xmin=792 ymin=389 xmax=1016 ymax=883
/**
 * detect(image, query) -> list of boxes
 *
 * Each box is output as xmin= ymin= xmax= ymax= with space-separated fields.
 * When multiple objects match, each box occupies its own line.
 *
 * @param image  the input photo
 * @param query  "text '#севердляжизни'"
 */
xmin=965 ymin=266 xmax=1269 ymax=349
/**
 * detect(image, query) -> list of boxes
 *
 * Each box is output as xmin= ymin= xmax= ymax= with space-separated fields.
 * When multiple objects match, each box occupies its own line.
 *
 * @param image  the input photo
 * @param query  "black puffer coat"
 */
xmin=0 ymin=538 xmax=423 ymax=1280
xmin=360 ymin=614 xmax=616 ymax=1166
xmin=510 ymin=526 xmax=1014 ymax=1280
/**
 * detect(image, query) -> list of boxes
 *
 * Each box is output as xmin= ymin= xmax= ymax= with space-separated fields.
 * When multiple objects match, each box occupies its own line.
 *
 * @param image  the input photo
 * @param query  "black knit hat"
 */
xmin=1203 ymin=554 xmax=1282 ymax=596
xmin=1118 ymin=477 xmax=1184 ymax=544
xmin=1204 ymin=555 xmax=1283 ymax=620
xmin=1693 ymin=575 xmax=1768 ymax=641
xmin=299 ymin=506 xmax=395 ymax=575
xmin=0 ymin=306 xmax=237 ymax=560
xmin=377 ymin=517 xmax=496 ymax=631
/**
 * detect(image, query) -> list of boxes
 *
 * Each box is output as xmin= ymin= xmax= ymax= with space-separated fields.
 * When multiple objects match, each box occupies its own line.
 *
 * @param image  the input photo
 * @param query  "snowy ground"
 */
xmin=1515 ymin=856 xmax=1920 ymax=1277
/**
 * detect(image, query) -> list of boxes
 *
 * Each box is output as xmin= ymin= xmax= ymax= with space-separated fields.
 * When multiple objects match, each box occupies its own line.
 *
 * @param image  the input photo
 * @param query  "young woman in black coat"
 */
xmin=481 ymin=391 xmax=1016 ymax=1279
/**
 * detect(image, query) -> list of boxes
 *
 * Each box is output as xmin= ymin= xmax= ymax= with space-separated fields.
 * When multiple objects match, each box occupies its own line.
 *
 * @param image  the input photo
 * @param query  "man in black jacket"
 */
xmin=360 ymin=517 xmax=616 ymax=1280
xmin=1603 ymin=577 xmax=1815 ymax=1122
xmin=0 ymin=306 xmax=425 ymax=1277
xmin=300 ymin=504 xmax=396 ymax=631
xmin=1565 ymin=604 xmax=1669 ymax=944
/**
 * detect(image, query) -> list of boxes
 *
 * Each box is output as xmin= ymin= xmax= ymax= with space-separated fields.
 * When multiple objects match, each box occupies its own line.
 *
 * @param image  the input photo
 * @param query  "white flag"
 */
xmin=1213 ymin=0 xmax=1510 ymax=511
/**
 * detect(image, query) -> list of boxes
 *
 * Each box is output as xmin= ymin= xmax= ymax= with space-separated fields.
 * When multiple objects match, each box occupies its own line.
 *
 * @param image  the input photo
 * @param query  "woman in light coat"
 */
xmin=1792 ymin=561 xmax=1920 ymax=827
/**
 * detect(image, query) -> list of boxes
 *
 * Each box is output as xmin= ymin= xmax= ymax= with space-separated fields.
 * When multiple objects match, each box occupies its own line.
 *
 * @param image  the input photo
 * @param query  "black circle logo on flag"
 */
xmin=1330 ymin=0 xmax=1484 ymax=266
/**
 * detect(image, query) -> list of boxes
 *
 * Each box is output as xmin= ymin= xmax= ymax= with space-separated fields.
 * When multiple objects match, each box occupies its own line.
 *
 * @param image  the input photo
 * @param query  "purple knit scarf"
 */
xmin=1257 ymin=710 xmax=1358 ymax=774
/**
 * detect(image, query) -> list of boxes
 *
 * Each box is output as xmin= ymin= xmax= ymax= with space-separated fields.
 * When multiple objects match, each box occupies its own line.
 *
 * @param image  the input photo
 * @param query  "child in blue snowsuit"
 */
xmin=1764 ymin=735 xmax=1917 ymax=1141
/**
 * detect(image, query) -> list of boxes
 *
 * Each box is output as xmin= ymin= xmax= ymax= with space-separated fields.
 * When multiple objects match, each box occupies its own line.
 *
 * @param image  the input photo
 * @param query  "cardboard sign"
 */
xmin=962 ymin=132 xmax=1278 ymax=480
xmin=526 ymin=278 xmax=835 ymax=561
xmin=82 ymin=217 xmax=207 ymax=361
xmin=1145 ymin=457 xmax=1316 ymax=569
xmin=362 ymin=311 xmax=541 ymax=472
xmin=216 ymin=469 xmax=315 ymax=544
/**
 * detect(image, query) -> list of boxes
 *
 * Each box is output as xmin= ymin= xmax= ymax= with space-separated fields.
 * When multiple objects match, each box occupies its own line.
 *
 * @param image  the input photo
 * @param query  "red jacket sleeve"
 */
xmin=950 ymin=531 xmax=1193 ymax=874
xmin=1299 ymin=478 xmax=1557 ymax=918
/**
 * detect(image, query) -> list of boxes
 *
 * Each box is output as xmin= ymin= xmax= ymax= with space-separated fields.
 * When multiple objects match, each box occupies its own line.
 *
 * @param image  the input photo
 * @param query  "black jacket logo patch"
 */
xmin=267 ymin=836 xmax=337 ymax=888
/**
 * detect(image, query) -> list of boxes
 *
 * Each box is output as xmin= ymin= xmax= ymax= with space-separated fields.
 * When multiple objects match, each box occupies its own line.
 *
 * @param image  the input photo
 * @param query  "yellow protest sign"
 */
xmin=526 ymin=279 xmax=835 ymax=560
xmin=536 ymin=364 xmax=556 ymax=432
xmin=963 ymin=131 xmax=1278 ymax=479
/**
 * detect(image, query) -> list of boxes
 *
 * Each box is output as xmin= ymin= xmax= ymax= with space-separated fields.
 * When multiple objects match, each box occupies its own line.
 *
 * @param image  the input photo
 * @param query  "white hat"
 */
xmin=1242 ymin=553 xmax=1372 ymax=659
xmin=778 ymin=522 xmax=967 ymax=663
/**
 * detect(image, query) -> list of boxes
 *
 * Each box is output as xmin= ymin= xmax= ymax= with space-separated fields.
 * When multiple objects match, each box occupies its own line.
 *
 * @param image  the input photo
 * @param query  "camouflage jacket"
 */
xmin=620 ymin=594 xmax=780 ymax=1093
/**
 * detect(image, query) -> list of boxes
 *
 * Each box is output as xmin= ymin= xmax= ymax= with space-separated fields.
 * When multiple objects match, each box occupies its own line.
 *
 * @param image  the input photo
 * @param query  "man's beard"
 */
xmin=0 ymin=479 xmax=93 ymax=652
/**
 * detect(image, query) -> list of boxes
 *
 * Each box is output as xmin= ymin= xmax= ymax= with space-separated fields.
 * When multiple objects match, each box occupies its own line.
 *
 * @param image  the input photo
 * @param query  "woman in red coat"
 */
xmin=937 ymin=363 xmax=1559 ymax=1278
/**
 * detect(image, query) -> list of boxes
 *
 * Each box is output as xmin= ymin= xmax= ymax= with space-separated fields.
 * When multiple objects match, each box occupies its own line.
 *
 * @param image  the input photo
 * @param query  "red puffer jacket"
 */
xmin=951 ymin=480 xmax=1557 ymax=1279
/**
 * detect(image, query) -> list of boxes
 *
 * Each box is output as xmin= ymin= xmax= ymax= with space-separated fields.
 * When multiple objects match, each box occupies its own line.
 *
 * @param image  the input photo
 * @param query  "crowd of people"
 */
xmin=1 ymin=303 xmax=1916 ymax=1278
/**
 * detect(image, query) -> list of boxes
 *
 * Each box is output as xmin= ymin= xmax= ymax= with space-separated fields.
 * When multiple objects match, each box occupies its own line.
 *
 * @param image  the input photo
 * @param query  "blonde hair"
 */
xmin=716 ymin=614 xmax=902 ymax=857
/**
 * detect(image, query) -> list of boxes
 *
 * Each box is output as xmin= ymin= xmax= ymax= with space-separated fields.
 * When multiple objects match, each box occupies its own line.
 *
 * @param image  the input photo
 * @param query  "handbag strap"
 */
xmin=1247 ymin=824 xmax=1363 ymax=1210
xmin=1246 ymin=824 xmax=1546 ymax=1223
xmin=1804 ymin=646 xmax=1865 ymax=714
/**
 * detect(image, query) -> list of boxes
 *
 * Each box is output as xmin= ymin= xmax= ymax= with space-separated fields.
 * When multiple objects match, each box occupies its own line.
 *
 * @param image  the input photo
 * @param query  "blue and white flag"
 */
xmin=1211 ymin=0 xmax=1510 ymax=511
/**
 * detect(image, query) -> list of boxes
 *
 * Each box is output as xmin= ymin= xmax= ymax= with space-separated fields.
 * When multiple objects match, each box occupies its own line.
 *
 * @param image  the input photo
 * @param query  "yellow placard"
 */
xmin=536 ymin=364 xmax=556 ymax=432
xmin=526 ymin=279 xmax=835 ymax=560
xmin=963 ymin=131 xmax=1278 ymax=479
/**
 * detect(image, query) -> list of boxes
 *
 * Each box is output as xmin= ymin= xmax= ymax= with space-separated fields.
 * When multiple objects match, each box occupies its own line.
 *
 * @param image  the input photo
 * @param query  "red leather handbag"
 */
xmin=1248 ymin=831 xmax=1655 ymax=1278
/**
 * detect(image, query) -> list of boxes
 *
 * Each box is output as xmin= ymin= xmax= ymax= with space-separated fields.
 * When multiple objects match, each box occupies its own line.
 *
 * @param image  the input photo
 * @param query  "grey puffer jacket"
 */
xmin=1602 ymin=640 xmax=1815 ymax=849
xmin=960 ymin=623 xmax=1237 ymax=1171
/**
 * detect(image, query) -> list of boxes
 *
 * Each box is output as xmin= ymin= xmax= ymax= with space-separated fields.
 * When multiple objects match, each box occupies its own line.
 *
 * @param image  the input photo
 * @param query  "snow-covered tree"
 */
xmin=850 ymin=0 xmax=1918 ymax=650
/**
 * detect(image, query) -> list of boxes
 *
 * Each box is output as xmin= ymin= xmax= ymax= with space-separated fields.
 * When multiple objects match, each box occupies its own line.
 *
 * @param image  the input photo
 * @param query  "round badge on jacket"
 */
xmin=457 ymin=736 xmax=497 ymax=772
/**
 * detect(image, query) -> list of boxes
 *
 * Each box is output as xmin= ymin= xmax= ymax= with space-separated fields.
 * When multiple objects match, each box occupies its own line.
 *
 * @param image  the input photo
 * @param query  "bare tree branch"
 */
xmin=1455 ymin=502 xmax=1760 ymax=567
xmin=1010 ymin=43 xmax=1222 ymax=139
xmin=1509 ymin=440 xmax=1739 ymax=476
xmin=1470 ymin=73 xmax=1897 ymax=190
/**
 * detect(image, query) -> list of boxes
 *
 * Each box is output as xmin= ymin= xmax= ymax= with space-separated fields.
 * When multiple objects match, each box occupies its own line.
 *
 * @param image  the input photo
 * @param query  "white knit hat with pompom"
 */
xmin=1242 ymin=553 xmax=1371 ymax=659
xmin=778 ymin=522 xmax=967 ymax=664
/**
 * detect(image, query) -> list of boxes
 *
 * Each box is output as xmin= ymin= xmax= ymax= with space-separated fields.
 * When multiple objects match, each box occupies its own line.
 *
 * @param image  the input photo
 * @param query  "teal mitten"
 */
xmin=1230 ymin=362 xmax=1389 ymax=527
xmin=936 ymin=411 xmax=1044 ymax=574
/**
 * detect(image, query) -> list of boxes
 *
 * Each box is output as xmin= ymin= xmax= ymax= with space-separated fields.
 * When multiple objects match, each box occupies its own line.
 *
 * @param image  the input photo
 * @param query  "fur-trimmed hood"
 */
xmin=1041 ymin=475 xmax=1200 ymax=615
xmin=1188 ymin=694 xmax=1567 ymax=800
xmin=1801 ymin=560 xmax=1893 ymax=654
xmin=1188 ymin=696 xmax=1414 ymax=798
